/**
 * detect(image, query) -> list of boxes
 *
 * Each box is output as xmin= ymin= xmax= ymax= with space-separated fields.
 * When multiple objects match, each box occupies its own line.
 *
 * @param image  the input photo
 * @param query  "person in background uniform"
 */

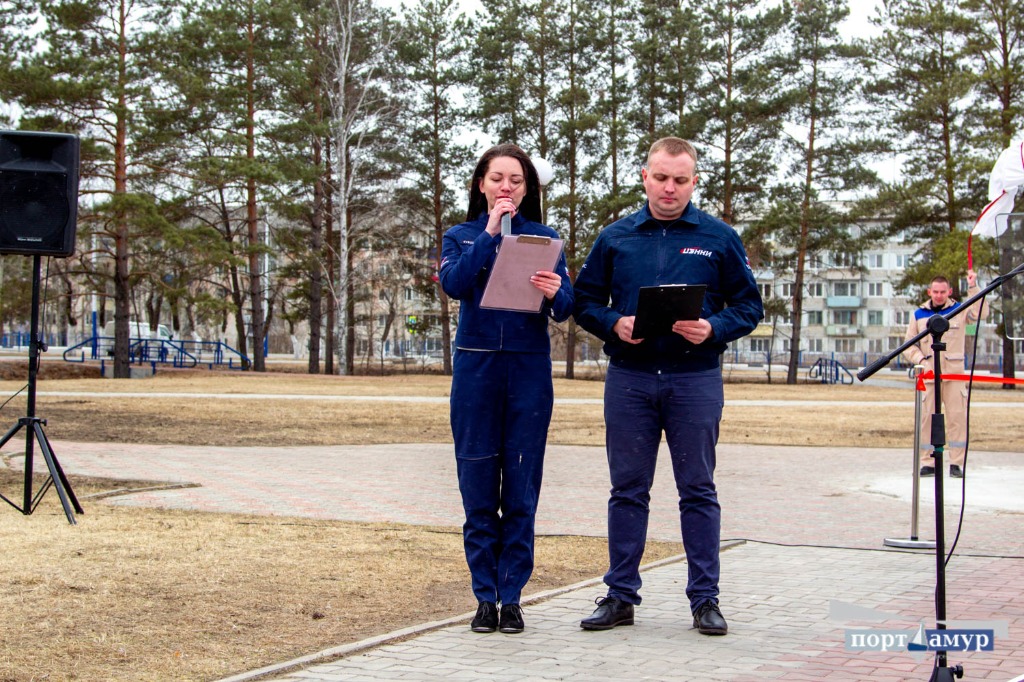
xmin=902 ymin=270 xmax=987 ymax=478
xmin=573 ymin=137 xmax=763 ymax=636
xmin=438 ymin=143 xmax=573 ymax=634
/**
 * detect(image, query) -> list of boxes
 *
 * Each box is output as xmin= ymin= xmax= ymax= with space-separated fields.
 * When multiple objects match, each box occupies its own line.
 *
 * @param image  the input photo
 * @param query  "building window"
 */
xmin=807 ymin=338 xmax=824 ymax=353
xmin=404 ymin=288 xmax=415 ymax=301
xmin=806 ymin=310 xmax=823 ymax=325
xmin=868 ymin=282 xmax=885 ymax=297
xmin=831 ymin=251 xmax=858 ymax=268
xmin=834 ymin=281 xmax=858 ymax=296
xmin=896 ymin=254 xmax=911 ymax=269
xmin=783 ymin=339 xmax=791 ymax=352
xmin=780 ymin=283 xmax=794 ymax=298
xmin=889 ymin=336 xmax=903 ymax=350
xmin=867 ymin=254 xmax=884 ymax=268
xmin=894 ymin=310 xmax=911 ymax=326
xmin=868 ymin=338 xmax=884 ymax=353
xmin=868 ymin=310 xmax=884 ymax=326
xmin=758 ymin=283 xmax=773 ymax=300
xmin=832 ymin=310 xmax=857 ymax=325
xmin=807 ymin=282 xmax=824 ymax=297
xmin=750 ymin=338 xmax=770 ymax=352
xmin=834 ymin=338 xmax=856 ymax=353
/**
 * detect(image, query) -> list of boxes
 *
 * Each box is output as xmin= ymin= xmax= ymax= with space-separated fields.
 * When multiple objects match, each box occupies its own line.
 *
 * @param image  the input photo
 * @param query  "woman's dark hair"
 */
xmin=465 ymin=143 xmax=543 ymax=223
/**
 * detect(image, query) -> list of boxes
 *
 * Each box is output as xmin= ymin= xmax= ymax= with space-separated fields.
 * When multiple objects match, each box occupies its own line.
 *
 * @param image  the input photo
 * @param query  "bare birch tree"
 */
xmin=325 ymin=0 xmax=402 ymax=375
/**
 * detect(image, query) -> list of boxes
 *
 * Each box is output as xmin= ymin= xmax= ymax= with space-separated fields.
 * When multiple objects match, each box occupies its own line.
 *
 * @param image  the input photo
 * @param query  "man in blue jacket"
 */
xmin=574 ymin=137 xmax=763 ymax=636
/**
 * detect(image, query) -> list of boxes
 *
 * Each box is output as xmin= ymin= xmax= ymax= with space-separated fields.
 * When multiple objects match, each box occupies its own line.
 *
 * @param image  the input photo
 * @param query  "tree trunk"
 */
xmin=308 ymin=131 xmax=325 ymax=375
xmin=112 ymin=0 xmax=131 ymax=378
xmin=245 ymin=13 xmax=266 ymax=372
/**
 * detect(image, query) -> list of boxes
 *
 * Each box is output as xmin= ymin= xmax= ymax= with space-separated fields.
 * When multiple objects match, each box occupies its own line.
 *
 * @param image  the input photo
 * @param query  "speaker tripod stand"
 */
xmin=0 ymin=254 xmax=82 ymax=524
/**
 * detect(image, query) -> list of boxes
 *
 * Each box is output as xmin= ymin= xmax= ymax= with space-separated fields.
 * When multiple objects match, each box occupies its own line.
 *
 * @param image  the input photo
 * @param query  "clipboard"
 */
xmin=480 ymin=234 xmax=564 ymax=313
xmin=631 ymin=284 xmax=707 ymax=340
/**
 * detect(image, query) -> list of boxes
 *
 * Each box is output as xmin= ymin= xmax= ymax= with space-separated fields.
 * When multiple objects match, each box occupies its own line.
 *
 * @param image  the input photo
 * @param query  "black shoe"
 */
xmin=693 ymin=601 xmax=728 ymax=636
xmin=919 ymin=466 xmax=935 ymax=477
xmin=950 ymin=465 xmax=964 ymax=478
xmin=498 ymin=603 xmax=524 ymax=633
xmin=471 ymin=601 xmax=498 ymax=633
xmin=580 ymin=596 xmax=634 ymax=630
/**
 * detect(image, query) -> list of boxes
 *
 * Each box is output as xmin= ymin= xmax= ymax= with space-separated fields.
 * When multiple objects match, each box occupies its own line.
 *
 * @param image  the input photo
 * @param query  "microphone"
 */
xmin=501 ymin=211 xmax=511 ymax=236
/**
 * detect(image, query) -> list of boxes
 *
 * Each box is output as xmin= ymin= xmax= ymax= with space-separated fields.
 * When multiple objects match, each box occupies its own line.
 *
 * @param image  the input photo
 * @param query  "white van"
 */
xmin=102 ymin=320 xmax=174 ymax=341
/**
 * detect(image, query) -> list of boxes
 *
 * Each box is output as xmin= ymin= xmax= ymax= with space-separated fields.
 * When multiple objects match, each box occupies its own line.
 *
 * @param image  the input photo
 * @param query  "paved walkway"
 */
xmin=7 ymin=429 xmax=1023 ymax=680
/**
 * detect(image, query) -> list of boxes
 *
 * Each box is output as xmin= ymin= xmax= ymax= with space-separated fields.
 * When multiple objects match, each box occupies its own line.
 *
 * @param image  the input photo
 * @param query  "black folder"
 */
xmin=631 ymin=284 xmax=707 ymax=340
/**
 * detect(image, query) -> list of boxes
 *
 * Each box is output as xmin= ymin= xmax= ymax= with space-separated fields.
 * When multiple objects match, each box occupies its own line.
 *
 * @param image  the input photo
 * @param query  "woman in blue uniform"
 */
xmin=438 ymin=144 xmax=573 ymax=634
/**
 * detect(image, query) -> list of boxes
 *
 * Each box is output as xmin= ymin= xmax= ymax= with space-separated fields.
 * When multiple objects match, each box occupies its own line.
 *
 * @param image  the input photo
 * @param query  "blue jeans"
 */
xmin=450 ymin=350 xmax=552 ymax=605
xmin=602 ymin=364 xmax=723 ymax=611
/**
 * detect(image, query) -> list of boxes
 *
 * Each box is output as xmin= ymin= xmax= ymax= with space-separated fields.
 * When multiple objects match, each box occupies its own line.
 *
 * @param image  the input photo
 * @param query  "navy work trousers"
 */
xmin=450 ymin=349 xmax=552 ymax=606
xmin=602 ymin=364 xmax=724 ymax=612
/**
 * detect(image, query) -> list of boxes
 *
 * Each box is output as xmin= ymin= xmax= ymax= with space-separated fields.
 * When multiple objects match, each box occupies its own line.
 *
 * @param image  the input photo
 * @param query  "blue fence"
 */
xmin=1 ymin=331 xmax=61 ymax=348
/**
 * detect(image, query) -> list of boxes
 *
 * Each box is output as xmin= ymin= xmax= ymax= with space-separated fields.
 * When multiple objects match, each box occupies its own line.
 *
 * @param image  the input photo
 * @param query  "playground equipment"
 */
xmin=807 ymin=356 xmax=854 ymax=385
xmin=63 ymin=335 xmax=250 ymax=371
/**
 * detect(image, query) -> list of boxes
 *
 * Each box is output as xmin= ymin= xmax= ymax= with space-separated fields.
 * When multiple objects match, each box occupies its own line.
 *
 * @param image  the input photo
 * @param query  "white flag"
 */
xmin=972 ymin=141 xmax=1024 ymax=237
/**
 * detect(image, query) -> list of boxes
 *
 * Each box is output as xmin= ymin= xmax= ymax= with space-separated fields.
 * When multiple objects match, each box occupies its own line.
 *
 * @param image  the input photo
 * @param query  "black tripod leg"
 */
xmin=35 ymin=423 xmax=82 ymax=514
xmin=31 ymin=421 xmax=78 ymax=525
xmin=0 ymin=419 xmax=26 ymax=450
xmin=0 ymin=421 xmax=28 ymax=512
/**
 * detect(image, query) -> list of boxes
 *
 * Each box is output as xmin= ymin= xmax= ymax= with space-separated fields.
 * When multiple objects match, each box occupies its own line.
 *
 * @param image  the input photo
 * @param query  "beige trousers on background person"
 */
xmin=917 ymin=380 xmax=969 ymax=467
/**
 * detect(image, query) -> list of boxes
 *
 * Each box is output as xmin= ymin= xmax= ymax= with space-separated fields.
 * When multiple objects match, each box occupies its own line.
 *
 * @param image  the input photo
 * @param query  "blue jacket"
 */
xmin=440 ymin=212 xmax=574 ymax=353
xmin=573 ymin=202 xmax=763 ymax=371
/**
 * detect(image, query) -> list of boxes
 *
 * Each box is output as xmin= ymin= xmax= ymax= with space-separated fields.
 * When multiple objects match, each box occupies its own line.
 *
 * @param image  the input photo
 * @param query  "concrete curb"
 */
xmin=214 ymin=544 xmax=748 ymax=682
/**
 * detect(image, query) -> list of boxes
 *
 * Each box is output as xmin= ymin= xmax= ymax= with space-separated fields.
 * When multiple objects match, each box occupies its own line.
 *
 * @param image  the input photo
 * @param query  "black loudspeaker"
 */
xmin=0 ymin=130 xmax=80 ymax=257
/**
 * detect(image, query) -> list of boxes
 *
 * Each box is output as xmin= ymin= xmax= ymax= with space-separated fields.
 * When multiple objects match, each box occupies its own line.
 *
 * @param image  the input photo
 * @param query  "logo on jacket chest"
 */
xmin=680 ymin=246 xmax=714 ymax=258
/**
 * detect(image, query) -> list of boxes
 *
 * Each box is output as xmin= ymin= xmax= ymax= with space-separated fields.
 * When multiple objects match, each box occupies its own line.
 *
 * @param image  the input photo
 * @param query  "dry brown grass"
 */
xmin=4 ymin=366 xmax=1019 ymax=451
xmin=0 ymin=473 xmax=647 ymax=682
xmin=0 ymin=365 xmax=1021 ymax=681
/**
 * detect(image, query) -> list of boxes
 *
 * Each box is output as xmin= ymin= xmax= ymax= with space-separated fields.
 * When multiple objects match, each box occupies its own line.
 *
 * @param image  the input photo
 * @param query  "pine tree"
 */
xmin=165 ymin=0 xmax=305 ymax=372
xmin=767 ymin=0 xmax=879 ymax=384
xmin=695 ymin=0 xmax=790 ymax=225
xmin=628 ymin=0 xmax=682 ymax=147
xmin=256 ymin=0 xmax=338 ymax=374
xmin=548 ymin=0 xmax=600 ymax=378
xmin=962 ymin=0 xmax=1024 ymax=385
xmin=0 ymin=1 xmax=33 ymax=129
xmin=396 ymin=0 xmax=474 ymax=375
xmin=5 ymin=0 xmax=175 ymax=378
xmin=586 ymin=0 xmax=642 ymax=228
xmin=474 ymin=0 xmax=531 ymax=145
xmin=862 ymin=0 xmax=984 ymax=260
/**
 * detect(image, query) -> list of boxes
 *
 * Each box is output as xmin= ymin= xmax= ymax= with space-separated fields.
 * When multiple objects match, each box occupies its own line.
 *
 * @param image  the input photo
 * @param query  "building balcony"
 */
xmin=826 ymin=295 xmax=862 ymax=308
xmin=826 ymin=325 xmax=862 ymax=337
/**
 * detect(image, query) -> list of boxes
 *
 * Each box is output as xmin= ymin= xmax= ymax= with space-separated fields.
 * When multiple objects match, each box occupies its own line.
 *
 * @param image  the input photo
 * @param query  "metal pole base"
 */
xmin=929 ymin=663 xmax=963 ymax=681
xmin=884 ymin=537 xmax=936 ymax=549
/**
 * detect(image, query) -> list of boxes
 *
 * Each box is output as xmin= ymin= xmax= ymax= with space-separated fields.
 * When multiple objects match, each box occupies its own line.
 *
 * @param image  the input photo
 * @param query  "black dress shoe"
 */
xmin=693 ymin=600 xmax=728 ymax=635
xmin=919 ymin=466 xmax=936 ymax=477
xmin=498 ymin=603 xmax=524 ymax=633
xmin=949 ymin=464 xmax=964 ymax=478
xmin=471 ymin=601 xmax=498 ymax=632
xmin=580 ymin=596 xmax=634 ymax=630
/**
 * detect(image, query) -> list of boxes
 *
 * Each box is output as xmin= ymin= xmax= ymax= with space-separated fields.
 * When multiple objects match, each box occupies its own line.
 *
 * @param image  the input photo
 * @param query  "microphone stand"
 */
xmin=857 ymin=260 xmax=1024 ymax=681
